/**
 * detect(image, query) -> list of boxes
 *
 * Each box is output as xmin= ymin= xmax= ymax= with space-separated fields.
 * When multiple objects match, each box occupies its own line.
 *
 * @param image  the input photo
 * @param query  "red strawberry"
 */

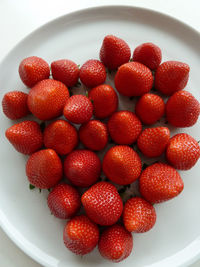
xmin=137 ymin=127 xmax=170 ymax=157
xmin=63 ymin=95 xmax=93 ymax=124
xmin=108 ymin=111 xmax=142 ymax=145
xmin=2 ymin=91 xmax=30 ymax=120
xmin=133 ymin=42 xmax=162 ymax=70
xmin=166 ymin=133 xmax=200 ymax=170
xmin=64 ymin=150 xmax=101 ymax=187
xmin=5 ymin=120 xmax=43 ymax=155
xmin=123 ymin=197 xmax=156 ymax=233
xmin=44 ymin=119 xmax=78 ymax=155
xmin=98 ymin=224 xmax=133 ymax=262
xmin=81 ymin=182 xmax=123 ymax=226
xmin=47 ymin=183 xmax=81 ymax=219
xmin=155 ymin=61 xmax=190 ymax=95
xmin=103 ymin=145 xmax=142 ymax=185
xmin=19 ymin=56 xmax=50 ymax=87
xmin=115 ymin=62 xmax=153 ymax=96
xmin=139 ymin=163 xmax=184 ymax=203
xmin=135 ymin=93 xmax=165 ymax=125
xmin=26 ymin=149 xmax=62 ymax=189
xmin=166 ymin=91 xmax=200 ymax=127
xmin=100 ymin=35 xmax=131 ymax=70
xmin=51 ymin=59 xmax=79 ymax=87
xmin=79 ymin=120 xmax=108 ymax=151
xmin=79 ymin=59 xmax=106 ymax=88
xmin=28 ymin=79 xmax=69 ymax=120
xmin=63 ymin=215 xmax=99 ymax=255
xmin=88 ymin=84 xmax=118 ymax=119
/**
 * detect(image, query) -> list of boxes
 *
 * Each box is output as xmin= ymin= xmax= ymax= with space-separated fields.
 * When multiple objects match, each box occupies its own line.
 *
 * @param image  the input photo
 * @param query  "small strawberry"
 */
xmin=5 ymin=120 xmax=43 ymax=155
xmin=2 ymin=91 xmax=30 ymax=120
xmin=137 ymin=127 xmax=170 ymax=158
xmin=63 ymin=215 xmax=99 ymax=255
xmin=155 ymin=61 xmax=190 ymax=95
xmin=63 ymin=95 xmax=93 ymax=124
xmin=26 ymin=149 xmax=62 ymax=189
xmin=139 ymin=163 xmax=184 ymax=203
xmin=98 ymin=224 xmax=133 ymax=262
xmin=133 ymin=42 xmax=162 ymax=70
xmin=100 ymin=35 xmax=131 ymax=70
xmin=79 ymin=120 xmax=108 ymax=151
xmin=135 ymin=93 xmax=165 ymax=125
xmin=88 ymin=84 xmax=118 ymax=119
xmin=103 ymin=145 xmax=142 ymax=185
xmin=166 ymin=90 xmax=200 ymax=127
xmin=123 ymin=197 xmax=156 ymax=233
xmin=115 ymin=62 xmax=153 ymax=97
xmin=81 ymin=182 xmax=123 ymax=226
xmin=64 ymin=150 xmax=101 ymax=187
xmin=44 ymin=119 xmax=78 ymax=155
xmin=18 ymin=56 xmax=50 ymax=87
xmin=108 ymin=111 xmax=142 ymax=145
xmin=79 ymin=59 xmax=106 ymax=88
xmin=166 ymin=133 xmax=200 ymax=170
xmin=47 ymin=183 xmax=81 ymax=219
xmin=28 ymin=79 xmax=69 ymax=120
xmin=51 ymin=59 xmax=79 ymax=87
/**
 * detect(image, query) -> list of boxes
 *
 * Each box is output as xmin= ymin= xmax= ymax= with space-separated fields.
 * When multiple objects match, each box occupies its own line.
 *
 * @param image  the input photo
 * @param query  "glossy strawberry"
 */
xmin=100 ymin=35 xmax=131 ymax=70
xmin=166 ymin=133 xmax=200 ymax=170
xmin=88 ymin=84 xmax=118 ymax=119
xmin=19 ymin=56 xmax=50 ymax=87
xmin=139 ymin=163 xmax=184 ymax=203
xmin=81 ymin=182 xmax=123 ymax=226
xmin=115 ymin=62 xmax=153 ymax=96
xmin=5 ymin=120 xmax=43 ymax=154
xmin=63 ymin=215 xmax=99 ymax=255
xmin=98 ymin=224 xmax=133 ymax=262
xmin=103 ymin=145 xmax=142 ymax=185
xmin=155 ymin=61 xmax=190 ymax=95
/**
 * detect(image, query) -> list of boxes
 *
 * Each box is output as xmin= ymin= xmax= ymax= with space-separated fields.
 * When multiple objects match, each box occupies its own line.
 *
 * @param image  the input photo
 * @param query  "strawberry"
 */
xmin=98 ymin=224 xmax=133 ymax=262
xmin=133 ymin=42 xmax=162 ymax=70
xmin=28 ymin=79 xmax=69 ymax=120
xmin=123 ymin=197 xmax=156 ymax=233
xmin=100 ymin=35 xmax=131 ymax=70
xmin=139 ymin=163 xmax=184 ymax=203
xmin=64 ymin=150 xmax=101 ymax=187
xmin=63 ymin=215 xmax=99 ymax=255
xmin=166 ymin=133 xmax=200 ymax=170
xmin=51 ymin=59 xmax=79 ymax=87
xmin=88 ymin=84 xmax=118 ymax=119
xmin=2 ymin=91 xmax=30 ymax=120
xmin=5 ymin=120 xmax=43 ymax=154
xmin=47 ymin=183 xmax=80 ymax=219
xmin=115 ymin=62 xmax=153 ymax=97
xmin=155 ymin=61 xmax=190 ymax=95
xmin=79 ymin=59 xmax=106 ymax=88
xmin=103 ymin=145 xmax=142 ymax=185
xmin=108 ymin=111 xmax=142 ymax=145
xmin=44 ymin=119 xmax=78 ymax=155
xmin=135 ymin=93 xmax=165 ymax=125
xmin=18 ymin=56 xmax=50 ymax=87
xmin=137 ymin=127 xmax=170 ymax=157
xmin=79 ymin=120 xmax=108 ymax=151
xmin=63 ymin=95 xmax=93 ymax=124
xmin=81 ymin=182 xmax=123 ymax=226
xmin=166 ymin=91 xmax=200 ymax=127
xmin=26 ymin=149 xmax=62 ymax=189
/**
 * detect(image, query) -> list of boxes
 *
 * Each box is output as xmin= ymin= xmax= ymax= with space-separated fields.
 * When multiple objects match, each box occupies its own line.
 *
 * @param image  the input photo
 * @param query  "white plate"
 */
xmin=0 ymin=5 xmax=200 ymax=267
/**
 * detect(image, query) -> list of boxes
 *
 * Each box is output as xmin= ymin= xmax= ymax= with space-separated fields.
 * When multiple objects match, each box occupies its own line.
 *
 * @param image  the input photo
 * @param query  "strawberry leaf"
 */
xmin=29 ymin=184 xmax=35 ymax=190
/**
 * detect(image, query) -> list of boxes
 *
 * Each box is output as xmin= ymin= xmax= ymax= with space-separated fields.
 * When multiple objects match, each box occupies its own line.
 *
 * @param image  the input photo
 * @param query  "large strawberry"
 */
xmin=81 ymin=182 xmax=123 ymax=226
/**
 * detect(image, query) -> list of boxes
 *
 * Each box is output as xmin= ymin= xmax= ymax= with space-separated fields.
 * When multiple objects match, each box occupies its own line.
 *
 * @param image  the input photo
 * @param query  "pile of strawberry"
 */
xmin=2 ymin=35 xmax=200 ymax=262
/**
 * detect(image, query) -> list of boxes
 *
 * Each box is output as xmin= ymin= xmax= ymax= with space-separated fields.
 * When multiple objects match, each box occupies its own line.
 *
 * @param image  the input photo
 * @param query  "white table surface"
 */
xmin=0 ymin=0 xmax=199 ymax=266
